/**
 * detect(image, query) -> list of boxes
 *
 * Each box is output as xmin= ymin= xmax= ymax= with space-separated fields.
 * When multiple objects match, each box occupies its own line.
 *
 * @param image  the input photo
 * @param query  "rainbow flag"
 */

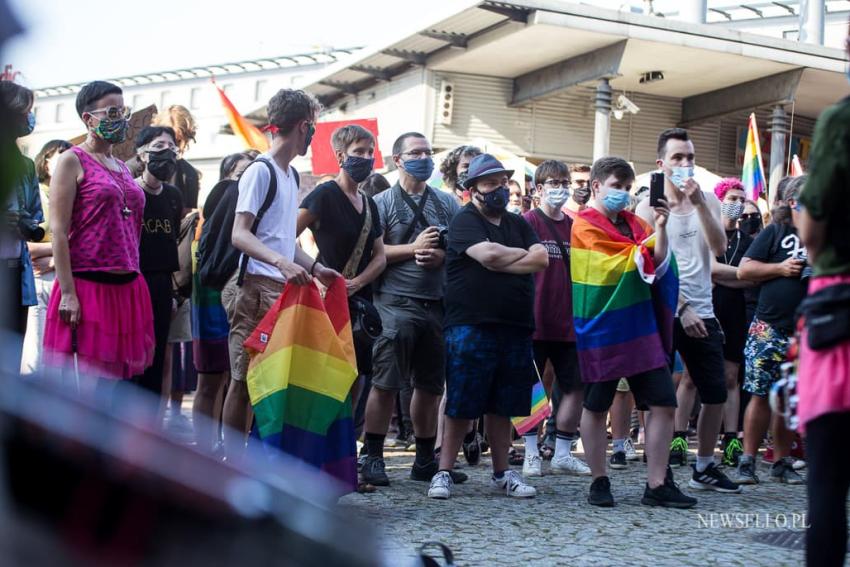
xmin=571 ymin=208 xmax=678 ymax=383
xmin=213 ymin=79 xmax=270 ymax=152
xmin=742 ymin=113 xmax=767 ymax=202
xmin=245 ymin=278 xmax=358 ymax=492
xmin=511 ymin=379 xmax=551 ymax=436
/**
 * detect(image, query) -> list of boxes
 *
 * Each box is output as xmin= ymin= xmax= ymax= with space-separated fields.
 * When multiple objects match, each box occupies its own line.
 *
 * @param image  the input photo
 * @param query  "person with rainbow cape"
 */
xmin=571 ymin=157 xmax=697 ymax=509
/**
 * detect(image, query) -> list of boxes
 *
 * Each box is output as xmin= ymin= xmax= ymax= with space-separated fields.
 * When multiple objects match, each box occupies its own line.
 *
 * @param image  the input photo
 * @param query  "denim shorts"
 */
xmin=444 ymin=324 xmax=536 ymax=419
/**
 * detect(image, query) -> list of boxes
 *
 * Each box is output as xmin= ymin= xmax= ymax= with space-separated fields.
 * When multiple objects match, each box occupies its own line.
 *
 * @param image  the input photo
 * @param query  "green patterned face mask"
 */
xmin=93 ymin=117 xmax=129 ymax=144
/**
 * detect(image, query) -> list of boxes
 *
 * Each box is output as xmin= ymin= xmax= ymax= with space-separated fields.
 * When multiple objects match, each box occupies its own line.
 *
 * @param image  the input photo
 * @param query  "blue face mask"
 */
xmin=341 ymin=155 xmax=374 ymax=183
xmin=668 ymin=166 xmax=694 ymax=188
xmin=602 ymin=188 xmax=631 ymax=213
xmin=477 ymin=186 xmax=510 ymax=213
xmin=17 ymin=111 xmax=35 ymax=137
xmin=403 ymin=157 xmax=434 ymax=182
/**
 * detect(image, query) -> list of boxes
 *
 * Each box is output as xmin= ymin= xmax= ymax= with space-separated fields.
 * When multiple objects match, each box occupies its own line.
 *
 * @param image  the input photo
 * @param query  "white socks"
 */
xmin=696 ymin=455 xmax=714 ymax=472
xmin=612 ymin=438 xmax=626 ymax=454
xmin=555 ymin=436 xmax=573 ymax=460
xmin=524 ymin=434 xmax=538 ymax=456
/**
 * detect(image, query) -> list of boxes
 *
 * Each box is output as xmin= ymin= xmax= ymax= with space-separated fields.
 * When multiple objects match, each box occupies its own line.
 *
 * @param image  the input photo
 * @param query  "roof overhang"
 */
xmin=299 ymin=1 xmax=846 ymax=123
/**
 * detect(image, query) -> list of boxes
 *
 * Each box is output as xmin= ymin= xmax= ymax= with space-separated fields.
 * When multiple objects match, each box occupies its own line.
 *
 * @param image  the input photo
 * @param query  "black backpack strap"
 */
xmin=533 ymin=208 xmax=570 ymax=270
xmin=236 ymin=158 xmax=280 ymax=286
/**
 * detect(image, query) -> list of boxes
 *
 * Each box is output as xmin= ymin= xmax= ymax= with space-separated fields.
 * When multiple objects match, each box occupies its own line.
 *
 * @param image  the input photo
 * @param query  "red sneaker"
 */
xmin=762 ymin=445 xmax=775 ymax=464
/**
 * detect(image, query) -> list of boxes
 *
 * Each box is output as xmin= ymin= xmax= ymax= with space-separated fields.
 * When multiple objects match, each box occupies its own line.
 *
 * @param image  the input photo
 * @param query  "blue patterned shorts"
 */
xmin=744 ymin=318 xmax=791 ymax=398
xmin=444 ymin=325 xmax=536 ymax=419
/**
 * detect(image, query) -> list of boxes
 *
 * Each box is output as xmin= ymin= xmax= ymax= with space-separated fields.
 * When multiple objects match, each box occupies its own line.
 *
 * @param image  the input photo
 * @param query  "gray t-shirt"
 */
xmin=374 ymin=184 xmax=460 ymax=300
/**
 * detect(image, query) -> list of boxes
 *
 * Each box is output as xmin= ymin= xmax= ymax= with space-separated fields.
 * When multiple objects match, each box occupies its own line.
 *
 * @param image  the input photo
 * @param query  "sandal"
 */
xmin=508 ymin=447 xmax=525 ymax=466
xmin=357 ymin=482 xmax=377 ymax=494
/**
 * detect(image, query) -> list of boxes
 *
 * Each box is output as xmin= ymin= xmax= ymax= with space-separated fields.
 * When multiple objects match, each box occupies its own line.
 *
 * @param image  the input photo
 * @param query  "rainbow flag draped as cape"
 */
xmin=511 ymin=379 xmax=551 ymax=436
xmin=742 ymin=113 xmax=767 ymax=202
xmin=571 ymin=209 xmax=678 ymax=383
xmin=245 ymin=278 xmax=358 ymax=492
xmin=213 ymin=79 xmax=270 ymax=152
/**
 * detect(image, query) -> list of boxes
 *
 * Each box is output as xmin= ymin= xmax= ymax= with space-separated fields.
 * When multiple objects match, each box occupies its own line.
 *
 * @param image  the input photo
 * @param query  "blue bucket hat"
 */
xmin=462 ymin=153 xmax=514 ymax=189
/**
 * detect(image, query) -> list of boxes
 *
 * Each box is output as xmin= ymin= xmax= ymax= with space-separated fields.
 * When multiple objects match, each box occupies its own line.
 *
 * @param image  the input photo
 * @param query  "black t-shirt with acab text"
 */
xmin=444 ymin=203 xmax=540 ymax=330
xmin=743 ymin=223 xmax=809 ymax=332
xmin=299 ymin=181 xmax=383 ymax=299
xmin=139 ymin=183 xmax=183 ymax=273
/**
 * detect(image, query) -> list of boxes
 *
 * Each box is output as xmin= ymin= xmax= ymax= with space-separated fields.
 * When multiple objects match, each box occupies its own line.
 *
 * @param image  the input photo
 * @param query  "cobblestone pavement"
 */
xmin=339 ymin=444 xmax=816 ymax=567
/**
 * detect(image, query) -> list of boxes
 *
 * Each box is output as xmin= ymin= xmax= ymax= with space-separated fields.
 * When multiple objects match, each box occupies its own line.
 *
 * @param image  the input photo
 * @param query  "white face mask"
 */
xmin=668 ymin=166 xmax=694 ymax=189
xmin=544 ymin=188 xmax=570 ymax=208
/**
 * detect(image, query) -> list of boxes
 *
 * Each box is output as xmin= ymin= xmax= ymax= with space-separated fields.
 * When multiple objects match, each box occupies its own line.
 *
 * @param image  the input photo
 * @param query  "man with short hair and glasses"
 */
xmin=359 ymin=132 xmax=464 ymax=488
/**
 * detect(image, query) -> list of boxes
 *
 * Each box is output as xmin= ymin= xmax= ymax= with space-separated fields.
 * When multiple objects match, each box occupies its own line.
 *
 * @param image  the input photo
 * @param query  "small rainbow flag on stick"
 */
xmin=213 ymin=78 xmax=269 ymax=152
xmin=511 ymin=365 xmax=551 ymax=436
xmin=245 ymin=278 xmax=358 ymax=492
xmin=741 ymin=113 xmax=767 ymax=202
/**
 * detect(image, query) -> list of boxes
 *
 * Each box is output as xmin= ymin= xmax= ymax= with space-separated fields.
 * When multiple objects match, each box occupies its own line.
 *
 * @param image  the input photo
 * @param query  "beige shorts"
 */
xmin=222 ymin=272 xmax=284 ymax=382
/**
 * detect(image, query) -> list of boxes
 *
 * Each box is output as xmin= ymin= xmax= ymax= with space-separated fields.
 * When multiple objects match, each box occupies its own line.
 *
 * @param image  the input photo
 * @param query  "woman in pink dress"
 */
xmin=43 ymin=81 xmax=154 ymax=402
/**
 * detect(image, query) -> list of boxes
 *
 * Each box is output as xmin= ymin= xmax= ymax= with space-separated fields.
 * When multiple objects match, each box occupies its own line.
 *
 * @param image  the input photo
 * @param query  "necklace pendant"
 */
xmin=122 ymin=206 xmax=132 ymax=218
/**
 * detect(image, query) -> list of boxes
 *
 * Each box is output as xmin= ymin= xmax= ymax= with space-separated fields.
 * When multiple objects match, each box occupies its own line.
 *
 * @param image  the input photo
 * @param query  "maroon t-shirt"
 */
xmin=523 ymin=209 xmax=576 ymax=342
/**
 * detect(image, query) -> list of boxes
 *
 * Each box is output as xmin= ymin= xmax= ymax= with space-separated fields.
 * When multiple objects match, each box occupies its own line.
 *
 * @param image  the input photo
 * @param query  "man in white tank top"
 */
xmin=637 ymin=128 xmax=741 ymax=494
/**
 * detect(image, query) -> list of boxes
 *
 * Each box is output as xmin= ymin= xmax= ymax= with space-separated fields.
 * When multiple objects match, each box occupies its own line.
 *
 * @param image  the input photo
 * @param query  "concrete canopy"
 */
xmin=292 ymin=1 xmax=846 ymax=123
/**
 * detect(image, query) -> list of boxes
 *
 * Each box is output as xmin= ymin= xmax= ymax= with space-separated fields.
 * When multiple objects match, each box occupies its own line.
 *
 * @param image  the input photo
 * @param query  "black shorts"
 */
xmin=673 ymin=317 xmax=727 ymax=404
xmin=713 ymin=295 xmax=748 ymax=365
xmin=583 ymin=367 xmax=677 ymax=413
xmin=533 ymin=341 xmax=582 ymax=394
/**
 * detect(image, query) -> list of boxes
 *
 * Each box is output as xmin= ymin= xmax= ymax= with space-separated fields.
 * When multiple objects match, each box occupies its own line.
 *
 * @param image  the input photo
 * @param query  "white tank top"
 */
xmin=667 ymin=206 xmax=715 ymax=319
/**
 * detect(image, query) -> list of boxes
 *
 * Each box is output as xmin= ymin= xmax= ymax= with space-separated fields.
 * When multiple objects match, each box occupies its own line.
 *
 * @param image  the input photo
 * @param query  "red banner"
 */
xmin=310 ymin=118 xmax=383 ymax=175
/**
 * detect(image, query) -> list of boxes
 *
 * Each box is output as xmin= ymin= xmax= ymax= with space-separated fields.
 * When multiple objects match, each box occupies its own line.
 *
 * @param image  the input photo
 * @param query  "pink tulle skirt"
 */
xmin=43 ymin=275 xmax=155 ymax=380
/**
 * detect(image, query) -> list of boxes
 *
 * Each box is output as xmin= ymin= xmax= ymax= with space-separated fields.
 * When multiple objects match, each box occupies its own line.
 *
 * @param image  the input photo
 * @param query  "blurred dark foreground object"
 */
xmin=0 ymin=352 xmax=383 ymax=567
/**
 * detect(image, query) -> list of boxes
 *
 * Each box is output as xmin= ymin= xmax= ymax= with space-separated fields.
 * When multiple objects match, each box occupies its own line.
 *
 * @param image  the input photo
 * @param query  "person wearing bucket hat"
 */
xmin=428 ymin=153 xmax=549 ymax=500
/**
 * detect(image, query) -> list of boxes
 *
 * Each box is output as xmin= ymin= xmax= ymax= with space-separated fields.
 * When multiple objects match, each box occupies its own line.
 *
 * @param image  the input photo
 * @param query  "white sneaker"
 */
xmin=428 ymin=471 xmax=453 ymax=499
xmin=491 ymin=469 xmax=536 ymax=498
xmin=523 ymin=454 xmax=543 ymax=477
xmin=792 ymin=459 xmax=807 ymax=471
xmin=550 ymin=454 xmax=592 ymax=476
xmin=624 ymin=438 xmax=639 ymax=461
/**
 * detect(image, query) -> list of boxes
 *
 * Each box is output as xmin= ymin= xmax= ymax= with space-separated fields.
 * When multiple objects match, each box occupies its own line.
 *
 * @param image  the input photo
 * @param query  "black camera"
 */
xmin=436 ymin=226 xmax=448 ymax=249
xmin=17 ymin=213 xmax=45 ymax=242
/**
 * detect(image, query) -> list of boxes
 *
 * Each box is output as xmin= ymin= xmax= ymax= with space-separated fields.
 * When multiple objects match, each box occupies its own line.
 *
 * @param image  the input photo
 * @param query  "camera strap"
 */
xmin=398 ymin=185 xmax=431 ymax=245
xmin=341 ymin=191 xmax=373 ymax=281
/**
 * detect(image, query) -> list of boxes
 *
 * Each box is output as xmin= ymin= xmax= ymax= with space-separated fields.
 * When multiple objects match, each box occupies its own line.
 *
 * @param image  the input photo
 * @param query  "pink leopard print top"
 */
xmin=68 ymin=146 xmax=145 ymax=272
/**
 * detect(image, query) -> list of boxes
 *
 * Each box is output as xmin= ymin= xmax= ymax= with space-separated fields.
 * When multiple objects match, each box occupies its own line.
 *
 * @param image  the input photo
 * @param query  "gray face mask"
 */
xmin=721 ymin=202 xmax=744 ymax=220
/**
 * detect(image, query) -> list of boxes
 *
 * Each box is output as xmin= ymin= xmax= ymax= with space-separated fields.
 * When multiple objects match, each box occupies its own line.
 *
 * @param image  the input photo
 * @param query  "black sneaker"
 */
xmin=361 ymin=456 xmax=390 ymax=486
xmin=588 ymin=476 xmax=615 ymax=507
xmin=689 ymin=463 xmax=742 ymax=493
xmin=642 ymin=473 xmax=698 ymax=509
xmin=462 ymin=432 xmax=482 ymax=466
xmin=669 ymin=436 xmax=689 ymax=467
xmin=410 ymin=459 xmax=468 ymax=484
xmin=609 ymin=451 xmax=627 ymax=470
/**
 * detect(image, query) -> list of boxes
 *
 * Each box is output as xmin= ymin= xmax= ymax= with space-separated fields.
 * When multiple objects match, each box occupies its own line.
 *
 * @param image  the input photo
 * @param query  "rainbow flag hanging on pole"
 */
xmin=741 ymin=113 xmax=767 ymax=202
xmin=212 ymin=78 xmax=270 ymax=152
xmin=245 ymin=278 xmax=358 ymax=492
xmin=511 ymin=364 xmax=551 ymax=436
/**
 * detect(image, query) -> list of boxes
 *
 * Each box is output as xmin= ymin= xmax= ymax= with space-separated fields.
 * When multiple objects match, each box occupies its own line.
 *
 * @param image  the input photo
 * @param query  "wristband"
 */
xmin=310 ymin=260 xmax=319 ymax=276
xmin=677 ymin=301 xmax=691 ymax=318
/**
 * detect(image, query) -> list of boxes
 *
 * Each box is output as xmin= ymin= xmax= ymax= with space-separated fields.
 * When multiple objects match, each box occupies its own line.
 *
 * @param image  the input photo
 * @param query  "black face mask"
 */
xmin=739 ymin=217 xmax=762 ymax=236
xmin=147 ymin=148 xmax=178 ymax=182
xmin=475 ymin=186 xmax=510 ymax=214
